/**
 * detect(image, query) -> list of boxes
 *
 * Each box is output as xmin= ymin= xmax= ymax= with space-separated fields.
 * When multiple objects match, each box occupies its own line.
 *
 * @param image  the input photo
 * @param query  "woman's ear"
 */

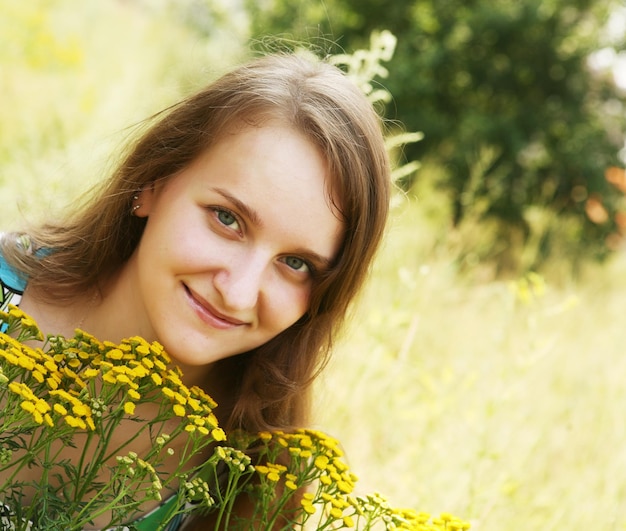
xmin=131 ymin=185 xmax=157 ymax=218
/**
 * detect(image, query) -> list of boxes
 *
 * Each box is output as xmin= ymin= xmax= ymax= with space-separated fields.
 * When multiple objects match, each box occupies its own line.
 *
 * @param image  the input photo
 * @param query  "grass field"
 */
xmin=2 ymin=2 xmax=625 ymax=529
xmin=315 ymin=198 xmax=626 ymax=530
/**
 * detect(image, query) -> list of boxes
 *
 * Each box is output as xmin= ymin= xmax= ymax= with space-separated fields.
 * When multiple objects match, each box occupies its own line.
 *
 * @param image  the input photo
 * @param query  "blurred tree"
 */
xmin=246 ymin=0 xmax=626 ymax=272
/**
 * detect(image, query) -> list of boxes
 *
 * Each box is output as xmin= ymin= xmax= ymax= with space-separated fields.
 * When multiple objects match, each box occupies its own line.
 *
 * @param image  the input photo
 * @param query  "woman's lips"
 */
xmin=184 ymin=284 xmax=247 ymax=329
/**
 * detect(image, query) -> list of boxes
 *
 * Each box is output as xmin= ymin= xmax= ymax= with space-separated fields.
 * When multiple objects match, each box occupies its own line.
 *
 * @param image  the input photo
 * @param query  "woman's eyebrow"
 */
xmin=211 ymin=186 xmax=263 ymax=227
xmin=292 ymin=248 xmax=334 ymax=270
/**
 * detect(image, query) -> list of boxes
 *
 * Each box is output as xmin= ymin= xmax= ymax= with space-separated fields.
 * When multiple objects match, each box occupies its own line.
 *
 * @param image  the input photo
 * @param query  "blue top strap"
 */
xmin=0 ymin=252 xmax=27 ymax=293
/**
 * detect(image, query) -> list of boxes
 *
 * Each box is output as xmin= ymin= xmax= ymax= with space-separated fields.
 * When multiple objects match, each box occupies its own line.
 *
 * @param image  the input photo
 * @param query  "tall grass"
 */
xmin=2 ymin=2 xmax=625 ymax=529
xmin=315 ymin=191 xmax=626 ymax=530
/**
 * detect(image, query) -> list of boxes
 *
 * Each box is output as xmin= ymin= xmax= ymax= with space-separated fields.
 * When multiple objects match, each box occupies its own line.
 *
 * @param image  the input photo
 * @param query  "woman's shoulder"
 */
xmin=0 ymin=232 xmax=27 ymax=309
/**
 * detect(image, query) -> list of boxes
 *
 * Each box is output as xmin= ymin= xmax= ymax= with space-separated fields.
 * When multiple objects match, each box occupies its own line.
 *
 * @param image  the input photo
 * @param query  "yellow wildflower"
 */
xmin=166 ymin=369 xmax=183 ymax=384
xmin=53 ymin=404 xmax=68 ymax=416
xmin=329 ymin=507 xmax=343 ymax=519
xmin=44 ymin=360 xmax=58 ymax=372
xmin=127 ymin=389 xmax=141 ymax=401
xmin=301 ymin=494 xmax=316 ymax=515
xmin=65 ymin=416 xmax=87 ymax=430
xmin=337 ymin=480 xmax=354 ymax=494
xmin=82 ymin=368 xmax=99 ymax=379
xmin=135 ymin=344 xmax=150 ymax=356
xmin=114 ymin=373 xmax=131 ymax=385
xmin=72 ymin=403 xmax=91 ymax=417
xmin=320 ymin=475 xmax=332 ymax=486
xmin=299 ymin=435 xmax=313 ymax=448
xmin=153 ymin=358 xmax=167 ymax=371
xmin=103 ymin=372 xmax=118 ymax=385
xmin=161 ymin=387 xmax=175 ymax=399
xmin=186 ymin=397 xmax=202 ymax=412
xmin=331 ymin=497 xmax=349 ymax=509
xmin=102 ymin=340 xmax=119 ymax=350
xmin=17 ymin=356 xmax=35 ymax=371
xmin=314 ymin=455 xmax=329 ymax=470
xmin=172 ymin=391 xmax=187 ymax=405
xmin=20 ymin=401 xmax=36 ymax=414
xmin=8 ymin=307 xmax=26 ymax=320
xmin=211 ymin=428 xmax=226 ymax=442
xmin=34 ymin=400 xmax=51 ymax=414
xmin=62 ymin=367 xmax=79 ymax=380
xmin=206 ymin=413 xmax=219 ymax=428
xmin=141 ymin=357 xmax=154 ymax=369
xmin=0 ymin=349 xmax=19 ymax=365
xmin=128 ymin=364 xmax=148 ymax=378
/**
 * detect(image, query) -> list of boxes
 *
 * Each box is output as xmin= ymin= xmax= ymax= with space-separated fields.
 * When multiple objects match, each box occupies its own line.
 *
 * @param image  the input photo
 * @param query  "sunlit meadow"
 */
xmin=2 ymin=2 xmax=626 ymax=530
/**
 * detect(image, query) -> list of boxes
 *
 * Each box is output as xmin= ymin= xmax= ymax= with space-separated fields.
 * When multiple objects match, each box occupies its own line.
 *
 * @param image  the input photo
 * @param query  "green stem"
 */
xmin=73 ymin=480 xmax=150 ymax=530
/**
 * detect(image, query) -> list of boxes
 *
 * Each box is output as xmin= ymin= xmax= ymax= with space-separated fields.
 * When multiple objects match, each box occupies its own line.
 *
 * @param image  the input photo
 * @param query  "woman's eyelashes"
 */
xmin=281 ymin=256 xmax=313 ymax=274
xmin=210 ymin=206 xmax=242 ymax=234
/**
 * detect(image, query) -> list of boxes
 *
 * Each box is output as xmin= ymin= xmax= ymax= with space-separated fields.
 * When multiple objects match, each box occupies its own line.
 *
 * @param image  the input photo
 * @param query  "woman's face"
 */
xmin=125 ymin=122 xmax=343 ymax=370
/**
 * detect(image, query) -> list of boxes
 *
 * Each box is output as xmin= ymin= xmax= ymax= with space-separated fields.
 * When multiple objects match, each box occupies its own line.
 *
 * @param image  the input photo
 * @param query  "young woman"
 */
xmin=0 ymin=52 xmax=391 ymax=529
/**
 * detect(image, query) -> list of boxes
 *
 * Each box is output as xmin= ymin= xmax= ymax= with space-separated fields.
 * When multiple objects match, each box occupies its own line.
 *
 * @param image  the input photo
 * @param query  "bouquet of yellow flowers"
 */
xmin=0 ymin=305 xmax=470 ymax=530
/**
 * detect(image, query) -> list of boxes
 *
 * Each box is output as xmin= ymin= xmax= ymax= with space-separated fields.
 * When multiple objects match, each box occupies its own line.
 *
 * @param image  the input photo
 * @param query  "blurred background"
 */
xmin=2 ymin=1 xmax=626 ymax=529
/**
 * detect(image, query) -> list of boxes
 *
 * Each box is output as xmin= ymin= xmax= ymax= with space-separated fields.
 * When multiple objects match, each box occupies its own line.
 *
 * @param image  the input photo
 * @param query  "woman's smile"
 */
xmin=183 ymin=283 xmax=249 ymax=329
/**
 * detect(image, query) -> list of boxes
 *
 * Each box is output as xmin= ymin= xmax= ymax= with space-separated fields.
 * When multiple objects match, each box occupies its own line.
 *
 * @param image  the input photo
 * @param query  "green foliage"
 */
xmin=246 ymin=0 xmax=626 ymax=273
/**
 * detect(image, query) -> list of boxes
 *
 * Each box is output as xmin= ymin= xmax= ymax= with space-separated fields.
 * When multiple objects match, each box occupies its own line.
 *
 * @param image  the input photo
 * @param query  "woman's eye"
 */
xmin=214 ymin=208 xmax=240 ymax=231
xmin=283 ymin=256 xmax=311 ymax=273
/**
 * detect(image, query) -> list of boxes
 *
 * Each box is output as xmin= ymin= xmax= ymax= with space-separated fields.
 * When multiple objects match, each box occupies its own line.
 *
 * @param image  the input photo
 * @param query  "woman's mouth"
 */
xmin=183 ymin=284 xmax=247 ymax=329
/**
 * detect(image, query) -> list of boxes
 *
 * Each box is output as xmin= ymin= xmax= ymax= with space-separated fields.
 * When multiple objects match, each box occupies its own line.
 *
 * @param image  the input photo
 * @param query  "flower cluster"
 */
xmin=0 ymin=306 xmax=223 ymax=441
xmin=220 ymin=429 xmax=471 ymax=530
xmin=0 ymin=306 xmax=470 ymax=530
xmin=0 ymin=305 xmax=222 ymax=529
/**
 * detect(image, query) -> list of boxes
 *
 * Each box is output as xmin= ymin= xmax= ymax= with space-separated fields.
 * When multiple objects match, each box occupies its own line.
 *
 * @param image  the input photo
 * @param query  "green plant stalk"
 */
xmin=212 ymin=461 xmax=254 ymax=530
xmin=72 ymin=476 xmax=149 ymax=530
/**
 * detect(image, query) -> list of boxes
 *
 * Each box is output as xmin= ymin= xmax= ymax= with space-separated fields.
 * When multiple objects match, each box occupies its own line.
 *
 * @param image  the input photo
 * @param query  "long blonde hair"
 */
xmin=2 ymin=53 xmax=391 ymax=432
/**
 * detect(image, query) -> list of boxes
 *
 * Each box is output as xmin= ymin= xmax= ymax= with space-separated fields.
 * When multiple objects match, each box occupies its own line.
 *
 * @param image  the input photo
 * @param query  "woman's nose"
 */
xmin=212 ymin=253 xmax=267 ymax=313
